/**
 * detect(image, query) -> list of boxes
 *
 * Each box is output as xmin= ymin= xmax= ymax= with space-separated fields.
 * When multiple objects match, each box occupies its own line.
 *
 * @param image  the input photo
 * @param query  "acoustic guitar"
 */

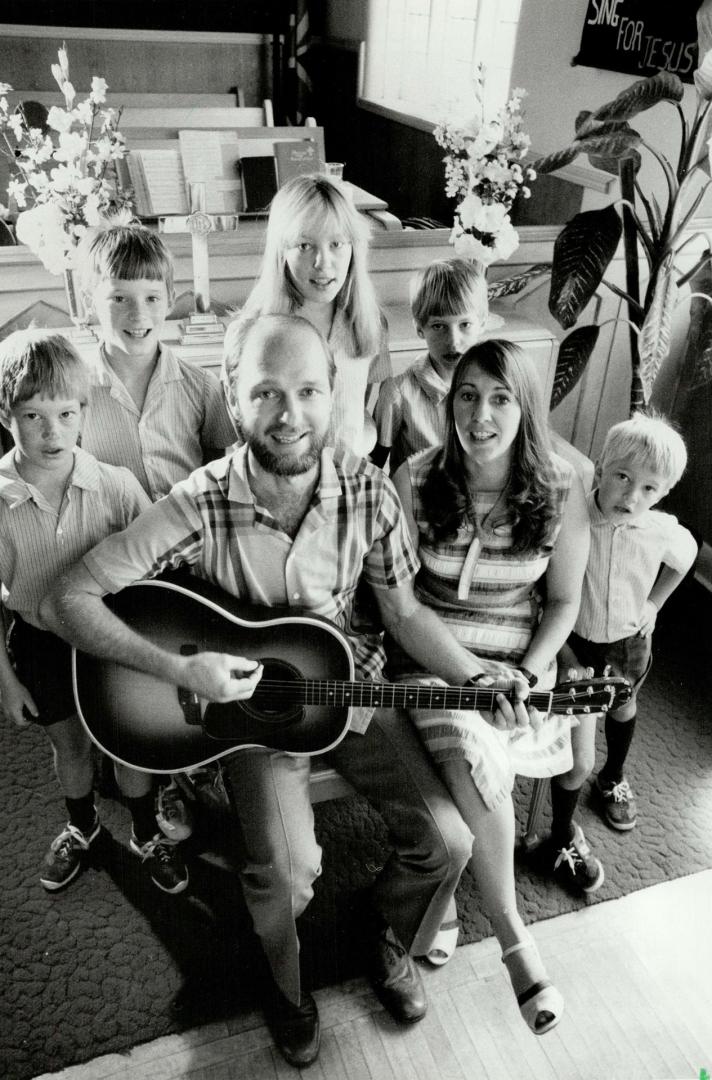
xmin=72 ymin=576 xmax=633 ymax=774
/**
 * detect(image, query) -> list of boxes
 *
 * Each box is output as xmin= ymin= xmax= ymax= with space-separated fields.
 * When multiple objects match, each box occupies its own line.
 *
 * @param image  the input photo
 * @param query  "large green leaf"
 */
xmin=549 ymin=206 xmax=622 ymax=329
xmin=576 ymin=129 xmax=642 ymax=168
xmin=667 ymin=253 xmax=712 ymax=417
xmin=550 ymin=325 xmax=601 ymax=409
xmin=687 ymin=253 xmax=712 ymax=389
xmin=582 ymin=71 xmax=684 ymax=129
xmin=695 ymin=48 xmax=712 ymax=99
xmin=533 ymin=128 xmax=641 ymax=177
xmin=698 ymin=0 xmax=712 ymax=88
xmin=581 ymin=122 xmax=643 ymax=175
xmin=691 ymin=298 xmax=712 ymax=387
xmin=638 ymin=260 xmax=678 ymax=402
xmin=486 ymin=263 xmax=550 ymax=300
xmin=532 ymin=145 xmax=582 ymax=175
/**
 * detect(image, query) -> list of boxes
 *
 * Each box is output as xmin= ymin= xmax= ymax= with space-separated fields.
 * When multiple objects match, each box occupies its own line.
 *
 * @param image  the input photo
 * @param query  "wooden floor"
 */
xmin=37 ymin=870 xmax=712 ymax=1080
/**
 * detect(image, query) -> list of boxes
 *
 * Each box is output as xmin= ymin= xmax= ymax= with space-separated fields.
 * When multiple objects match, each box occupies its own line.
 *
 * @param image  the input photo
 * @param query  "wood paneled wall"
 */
xmin=0 ymin=33 xmax=270 ymax=100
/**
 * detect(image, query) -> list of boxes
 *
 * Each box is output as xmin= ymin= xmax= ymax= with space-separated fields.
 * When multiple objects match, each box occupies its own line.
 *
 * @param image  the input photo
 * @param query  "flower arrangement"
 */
xmin=434 ymin=67 xmax=536 ymax=268
xmin=0 ymin=44 xmax=132 ymax=275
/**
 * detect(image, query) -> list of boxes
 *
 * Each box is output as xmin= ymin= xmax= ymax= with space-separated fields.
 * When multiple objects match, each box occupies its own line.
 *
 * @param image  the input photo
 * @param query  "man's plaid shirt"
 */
xmin=84 ymin=445 xmax=420 ymax=731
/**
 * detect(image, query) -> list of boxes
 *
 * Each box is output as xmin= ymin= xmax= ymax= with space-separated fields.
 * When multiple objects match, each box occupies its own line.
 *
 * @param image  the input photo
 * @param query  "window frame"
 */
xmin=357 ymin=0 xmax=521 ymax=132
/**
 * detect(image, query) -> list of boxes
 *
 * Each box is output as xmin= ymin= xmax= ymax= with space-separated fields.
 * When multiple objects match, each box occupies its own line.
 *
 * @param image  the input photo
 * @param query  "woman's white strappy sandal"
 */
xmin=501 ymin=936 xmax=564 ymax=1035
xmin=425 ymin=917 xmax=461 ymax=966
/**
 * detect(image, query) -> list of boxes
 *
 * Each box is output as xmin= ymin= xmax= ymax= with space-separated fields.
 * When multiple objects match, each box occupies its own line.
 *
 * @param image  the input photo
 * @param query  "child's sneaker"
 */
xmin=185 ymin=763 xmax=231 ymax=813
xmin=40 ymin=819 xmax=101 ymax=891
xmin=552 ymin=823 xmax=604 ymax=893
xmin=156 ymin=780 xmax=193 ymax=841
xmin=130 ymin=832 xmax=189 ymax=894
xmin=596 ymin=773 xmax=638 ymax=830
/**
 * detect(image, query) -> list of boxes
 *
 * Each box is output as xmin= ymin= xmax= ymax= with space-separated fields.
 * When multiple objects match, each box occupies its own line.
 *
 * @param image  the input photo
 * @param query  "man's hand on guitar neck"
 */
xmin=180 ymin=652 xmax=263 ymax=703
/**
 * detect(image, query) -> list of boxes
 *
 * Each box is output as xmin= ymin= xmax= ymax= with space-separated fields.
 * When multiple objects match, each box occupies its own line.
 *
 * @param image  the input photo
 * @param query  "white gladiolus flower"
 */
xmin=7 ymin=113 xmax=24 ymax=140
xmin=8 ymin=178 xmax=28 ymax=207
xmin=16 ymin=203 xmax=71 ymax=272
xmin=47 ymin=106 xmax=74 ymax=133
xmin=90 ymin=77 xmax=108 ymax=104
xmin=74 ymin=99 xmax=94 ymax=126
xmin=54 ymin=130 xmax=87 ymax=163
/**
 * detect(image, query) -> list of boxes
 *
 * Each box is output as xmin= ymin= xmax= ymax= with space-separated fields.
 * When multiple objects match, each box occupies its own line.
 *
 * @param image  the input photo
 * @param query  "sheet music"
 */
xmin=178 ymin=130 xmax=224 ymax=181
xmin=137 ymin=148 xmax=189 ymax=214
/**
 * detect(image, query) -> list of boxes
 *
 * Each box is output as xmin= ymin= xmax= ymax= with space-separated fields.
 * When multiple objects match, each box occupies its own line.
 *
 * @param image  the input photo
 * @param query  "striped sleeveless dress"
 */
xmin=398 ymin=446 xmax=574 ymax=810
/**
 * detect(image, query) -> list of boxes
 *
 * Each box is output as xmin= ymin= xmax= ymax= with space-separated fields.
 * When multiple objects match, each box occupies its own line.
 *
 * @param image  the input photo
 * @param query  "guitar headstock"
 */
xmin=552 ymin=676 xmax=633 ymax=715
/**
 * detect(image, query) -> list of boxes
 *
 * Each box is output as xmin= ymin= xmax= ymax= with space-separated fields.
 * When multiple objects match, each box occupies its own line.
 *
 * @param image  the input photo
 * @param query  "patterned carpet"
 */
xmin=1 ymin=579 xmax=711 ymax=1080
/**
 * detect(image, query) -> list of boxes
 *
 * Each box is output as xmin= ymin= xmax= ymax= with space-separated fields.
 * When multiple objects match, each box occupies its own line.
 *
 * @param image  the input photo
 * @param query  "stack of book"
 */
xmin=120 ymin=130 xmax=325 ymax=219
xmin=179 ymin=311 xmax=225 ymax=346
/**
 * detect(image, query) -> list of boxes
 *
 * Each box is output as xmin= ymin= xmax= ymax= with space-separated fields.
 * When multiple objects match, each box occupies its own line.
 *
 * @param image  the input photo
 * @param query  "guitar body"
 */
xmin=74 ymin=576 xmax=633 ymax=775
xmin=73 ymin=577 xmax=355 ymax=773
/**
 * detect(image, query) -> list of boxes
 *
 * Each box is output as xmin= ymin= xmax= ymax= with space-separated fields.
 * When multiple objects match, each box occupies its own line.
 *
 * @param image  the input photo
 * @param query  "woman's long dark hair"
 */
xmin=420 ymin=339 xmax=561 ymax=554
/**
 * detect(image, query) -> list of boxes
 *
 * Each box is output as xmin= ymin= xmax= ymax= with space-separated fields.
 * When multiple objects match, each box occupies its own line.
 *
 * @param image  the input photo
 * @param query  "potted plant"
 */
xmin=534 ymin=5 xmax=712 ymax=416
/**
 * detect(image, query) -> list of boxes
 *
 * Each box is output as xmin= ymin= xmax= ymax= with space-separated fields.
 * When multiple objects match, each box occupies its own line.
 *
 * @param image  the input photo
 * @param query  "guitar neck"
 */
xmin=254 ymin=679 xmax=555 ymax=712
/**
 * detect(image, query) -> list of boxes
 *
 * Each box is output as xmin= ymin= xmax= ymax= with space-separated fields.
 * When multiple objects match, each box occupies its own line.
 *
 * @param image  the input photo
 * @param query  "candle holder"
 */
xmin=159 ymin=183 xmax=238 ymax=346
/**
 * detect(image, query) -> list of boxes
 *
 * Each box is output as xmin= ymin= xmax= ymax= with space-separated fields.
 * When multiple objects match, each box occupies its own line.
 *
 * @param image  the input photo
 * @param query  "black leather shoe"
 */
xmin=370 ymin=926 xmax=427 ymax=1023
xmin=264 ymin=988 xmax=321 ymax=1068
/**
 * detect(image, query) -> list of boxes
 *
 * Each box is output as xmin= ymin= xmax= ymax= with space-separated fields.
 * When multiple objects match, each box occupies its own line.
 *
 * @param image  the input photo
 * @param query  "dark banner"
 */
xmin=573 ymin=0 xmax=702 ymax=83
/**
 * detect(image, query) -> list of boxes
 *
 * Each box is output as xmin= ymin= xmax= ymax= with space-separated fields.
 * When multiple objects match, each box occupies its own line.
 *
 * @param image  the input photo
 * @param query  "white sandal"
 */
xmin=426 ymin=917 xmax=460 ymax=966
xmin=501 ymin=936 xmax=564 ymax=1035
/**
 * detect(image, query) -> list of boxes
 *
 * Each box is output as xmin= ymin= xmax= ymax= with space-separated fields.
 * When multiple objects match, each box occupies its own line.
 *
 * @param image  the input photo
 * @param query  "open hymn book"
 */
xmin=120 ymin=128 xmax=325 ymax=218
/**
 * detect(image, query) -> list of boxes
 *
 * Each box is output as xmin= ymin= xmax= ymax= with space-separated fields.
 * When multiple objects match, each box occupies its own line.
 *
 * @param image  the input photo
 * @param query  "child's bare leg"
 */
xmin=45 ymin=714 xmax=94 ymax=797
xmin=114 ymin=762 xmax=160 ymax=842
xmin=114 ymin=762 xmax=153 ymax=798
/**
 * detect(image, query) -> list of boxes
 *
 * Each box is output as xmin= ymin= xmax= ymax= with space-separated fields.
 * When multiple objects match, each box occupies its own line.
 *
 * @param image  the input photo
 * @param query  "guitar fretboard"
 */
xmin=252 ymin=680 xmax=556 ymax=712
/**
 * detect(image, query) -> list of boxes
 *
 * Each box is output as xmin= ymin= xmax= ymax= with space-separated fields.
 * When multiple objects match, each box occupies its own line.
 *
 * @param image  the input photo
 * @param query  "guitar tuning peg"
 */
xmin=587 ymin=685 xmax=593 ymax=696
xmin=601 ymin=704 xmax=608 ymax=712
xmin=603 ymin=664 xmax=612 ymax=677
xmin=568 ymin=687 xmax=576 ymax=699
xmin=566 ymin=707 xmax=574 ymax=715
xmin=582 ymin=705 xmax=591 ymax=713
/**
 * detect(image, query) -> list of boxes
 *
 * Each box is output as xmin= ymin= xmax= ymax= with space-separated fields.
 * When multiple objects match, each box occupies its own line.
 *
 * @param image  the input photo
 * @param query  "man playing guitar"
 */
xmin=42 ymin=313 xmax=535 ymax=1068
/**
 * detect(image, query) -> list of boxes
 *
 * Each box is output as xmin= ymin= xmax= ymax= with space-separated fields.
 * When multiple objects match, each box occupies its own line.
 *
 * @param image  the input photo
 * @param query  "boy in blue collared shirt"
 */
xmin=372 ymin=258 xmax=488 ymax=472
xmin=551 ymin=412 xmax=697 ymax=889
xmin=78 ymin=224 xmax=237 ymax=501
xmin=0 ymin=329 xmax=163 ymax=892
xmin=77 ymin=224 xmax=238 ymax=848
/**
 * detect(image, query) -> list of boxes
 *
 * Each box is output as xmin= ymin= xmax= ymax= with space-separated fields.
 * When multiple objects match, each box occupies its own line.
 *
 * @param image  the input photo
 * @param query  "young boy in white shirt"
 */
xmin=550 ymin=412 xmax=698 ymax=890
xmin=0 ymin=329 xmax=161 ymax=891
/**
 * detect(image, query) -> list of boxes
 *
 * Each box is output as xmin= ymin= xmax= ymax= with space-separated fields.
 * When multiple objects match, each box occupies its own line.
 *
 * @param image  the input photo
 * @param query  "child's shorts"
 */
xmin=568 ymin=630 xmax=652 ymax=707
xmin=7 ymin=614 xmax=76 ymax=727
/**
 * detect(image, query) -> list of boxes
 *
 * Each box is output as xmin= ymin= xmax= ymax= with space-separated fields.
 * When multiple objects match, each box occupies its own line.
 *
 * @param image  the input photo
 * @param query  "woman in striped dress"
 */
xmin=391 ymin=338 xmax=590 ymax=1035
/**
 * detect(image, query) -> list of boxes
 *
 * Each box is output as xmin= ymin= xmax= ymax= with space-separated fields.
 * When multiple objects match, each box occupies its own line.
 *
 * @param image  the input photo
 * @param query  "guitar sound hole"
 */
xmin=243 ymin=658 xmax=304 ymax=727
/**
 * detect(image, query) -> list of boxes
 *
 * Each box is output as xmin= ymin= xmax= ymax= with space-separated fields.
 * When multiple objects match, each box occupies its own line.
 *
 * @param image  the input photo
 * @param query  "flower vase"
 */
xmin=63 ymin=268 xmax=96 ymax=343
